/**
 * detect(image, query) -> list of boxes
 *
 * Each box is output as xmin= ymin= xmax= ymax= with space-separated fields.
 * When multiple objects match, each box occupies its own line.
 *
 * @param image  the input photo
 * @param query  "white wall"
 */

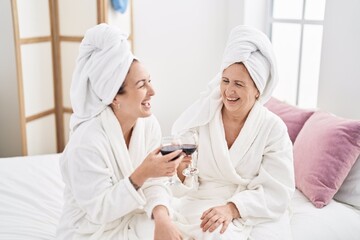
xmin=6 ymin=0 xmax=358 ymax=156
xmin=0 ymin=0 xmax=23 ymax=157
xmin=243 ymin=0 xmax=269 ymax=34
xmin=317 ymin=0 xmax=360 ymax=120
xmin=133 ymin=0 xmax=245 ymax=135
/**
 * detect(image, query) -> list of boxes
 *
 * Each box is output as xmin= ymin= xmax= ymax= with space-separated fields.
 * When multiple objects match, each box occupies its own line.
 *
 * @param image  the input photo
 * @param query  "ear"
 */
xmin=112 ymin=94 xmax=120 ymax=105
xmin=112 ymin=95 xmax=122 ymax=110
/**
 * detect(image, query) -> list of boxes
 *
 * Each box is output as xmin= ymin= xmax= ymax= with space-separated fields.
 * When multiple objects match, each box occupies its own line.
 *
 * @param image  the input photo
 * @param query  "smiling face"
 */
xmin=220 ymin=63 xmax=260 ymax=117
xmin=112 ymin=61 xmax=155 ymax=121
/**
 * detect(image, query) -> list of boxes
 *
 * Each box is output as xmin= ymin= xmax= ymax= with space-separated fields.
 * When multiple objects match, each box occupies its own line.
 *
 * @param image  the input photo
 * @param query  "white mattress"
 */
xmin=1 ymin=154 xmax=360 ymax=240
xmin=0 ymin=154 xmax=64 ymax=240
xmin=291 ymin=189 xmax=360 ymax=240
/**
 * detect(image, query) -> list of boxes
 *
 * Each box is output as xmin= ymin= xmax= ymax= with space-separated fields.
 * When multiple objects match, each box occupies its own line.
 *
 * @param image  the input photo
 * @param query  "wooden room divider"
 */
xmin=3 ymin=0 xmax=133 ymax=156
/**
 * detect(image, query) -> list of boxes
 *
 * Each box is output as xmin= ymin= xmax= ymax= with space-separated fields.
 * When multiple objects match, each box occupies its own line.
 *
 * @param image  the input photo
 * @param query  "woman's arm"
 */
xmin=65 ymin=146 xmax=182 ymax=224
xmin=152 ymin=206 xmax=182 ymax=240
xmin=65 ymin=148 xmax=147 ymax=224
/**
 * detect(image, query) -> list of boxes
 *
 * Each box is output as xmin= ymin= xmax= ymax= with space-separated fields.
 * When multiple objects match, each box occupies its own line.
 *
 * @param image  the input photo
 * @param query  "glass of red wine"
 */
xmin=179 ymin=130 xmax=199 ymax=177
xmin=160 ymin=136 xmax=182 ymax=185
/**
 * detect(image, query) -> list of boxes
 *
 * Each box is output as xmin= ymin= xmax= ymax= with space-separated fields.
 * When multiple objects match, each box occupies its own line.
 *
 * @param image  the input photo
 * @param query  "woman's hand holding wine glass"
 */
xmin=131 ymin=147 xmax=183 ymax=188
xmin=177 ymin=155 xmax=192 ymax=182
xmin=180 ymin=130 xmax=199 ymax=177
xmin=161 ymin=136 xmax=183 ymax=185
xmin=158 ymin=132 xmax=199 ymax=185
xmin=150 ymin=147 xmax=183 ymax=178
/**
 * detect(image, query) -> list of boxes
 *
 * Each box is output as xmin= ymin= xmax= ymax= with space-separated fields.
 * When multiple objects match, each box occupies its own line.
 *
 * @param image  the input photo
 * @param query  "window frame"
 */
xmin=268 ymin=0 xmax=325 ymax=106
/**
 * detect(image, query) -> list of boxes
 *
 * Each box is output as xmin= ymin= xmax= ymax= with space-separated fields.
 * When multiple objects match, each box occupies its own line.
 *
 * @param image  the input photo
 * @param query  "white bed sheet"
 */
xmin=1 ymin=154 xmax=360 ymax=240
xmin=291 ymin=189 xmax=360 ymax=240
xmin=0 ymin=154 xmax=63 ymax=240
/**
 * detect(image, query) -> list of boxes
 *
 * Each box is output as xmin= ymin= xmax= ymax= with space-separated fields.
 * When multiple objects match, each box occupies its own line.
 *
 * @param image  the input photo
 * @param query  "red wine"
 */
xmin=182 ymin=144 xmax=197 ymax=155
xmin=161 ymin=145 xmax=182 ymax=161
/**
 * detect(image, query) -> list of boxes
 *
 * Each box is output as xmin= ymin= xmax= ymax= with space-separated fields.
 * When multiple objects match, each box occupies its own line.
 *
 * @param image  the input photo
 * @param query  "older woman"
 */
xmin=56 ymin=24 xmax=183 ymax=240
xmin=171 ymin=25 xmax=295 ymax=240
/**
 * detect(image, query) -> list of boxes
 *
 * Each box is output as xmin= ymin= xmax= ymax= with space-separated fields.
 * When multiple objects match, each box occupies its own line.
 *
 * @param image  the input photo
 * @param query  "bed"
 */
xmin=0 ymin=154 xmax=63 ymax=240
xmin=1 ymin=154 xmax=360 ymax=240
xmin=1 ymin=99 xmax=360 ymax=239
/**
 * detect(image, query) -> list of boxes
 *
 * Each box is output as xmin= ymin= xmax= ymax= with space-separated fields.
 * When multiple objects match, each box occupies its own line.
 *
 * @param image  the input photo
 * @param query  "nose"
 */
xmin=147 ymin=84 xmax=155 ymax=96
xmin=225 ymin=85 xmax=236 ymax=95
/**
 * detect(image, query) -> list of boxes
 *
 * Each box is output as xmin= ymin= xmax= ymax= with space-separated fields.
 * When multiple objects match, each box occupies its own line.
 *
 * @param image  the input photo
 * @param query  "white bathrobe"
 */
xmin=57 ymin=107 xmax=170 ymax=240
xmin=172 ymin=102 xmax=295 ymax=240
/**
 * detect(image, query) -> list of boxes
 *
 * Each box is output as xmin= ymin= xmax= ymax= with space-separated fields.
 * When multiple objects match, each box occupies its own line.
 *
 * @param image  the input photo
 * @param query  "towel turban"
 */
xmin=70 ymin=23 xmax=134 ymax=132
xmin=221 ymin=25 xmax=277 ymax=104
xmin=172 ymin=25 xmax=278 ymax=134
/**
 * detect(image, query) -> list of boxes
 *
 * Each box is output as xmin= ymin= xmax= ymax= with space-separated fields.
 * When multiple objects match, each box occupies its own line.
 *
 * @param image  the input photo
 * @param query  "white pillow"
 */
xmin=334 ymin=155 xmax=360 ymax=209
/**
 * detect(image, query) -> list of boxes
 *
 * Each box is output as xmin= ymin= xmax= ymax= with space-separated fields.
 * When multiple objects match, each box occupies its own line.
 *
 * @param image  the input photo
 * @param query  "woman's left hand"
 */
xmin=200 ymin=203 xmax=240 ymax=234
xmin=154 ymin=219 xmax=182 ymax=240
xmin=176 ymin=155 xmax=192 ymax=182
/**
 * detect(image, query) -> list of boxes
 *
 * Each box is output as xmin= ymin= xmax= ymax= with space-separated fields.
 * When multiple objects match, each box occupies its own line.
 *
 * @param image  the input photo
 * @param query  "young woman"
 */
xmin=57 ymin=24 xmax=183 ymax=240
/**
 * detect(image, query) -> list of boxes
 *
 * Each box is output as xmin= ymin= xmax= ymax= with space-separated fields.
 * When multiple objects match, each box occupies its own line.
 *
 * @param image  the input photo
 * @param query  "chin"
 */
xmin=223 ymin=102 xmax=237 ymax=110
xmin=140 ymin=111 xmax=152 ymax=118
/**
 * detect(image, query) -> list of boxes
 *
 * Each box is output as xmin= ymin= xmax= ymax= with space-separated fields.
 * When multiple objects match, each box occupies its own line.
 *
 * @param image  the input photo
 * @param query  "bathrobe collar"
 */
xmin=209 ymin=101 xmax=265 ymax=180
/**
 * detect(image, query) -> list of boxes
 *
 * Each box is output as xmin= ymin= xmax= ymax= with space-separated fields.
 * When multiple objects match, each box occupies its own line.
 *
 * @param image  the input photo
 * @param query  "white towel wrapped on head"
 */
xmin=70 ymin=23 xmax=134 ymax=132
xmin=172 ymin=25 xmax=278 ymax=134
xmin=221 ymin=25 xmax=277 ymax=103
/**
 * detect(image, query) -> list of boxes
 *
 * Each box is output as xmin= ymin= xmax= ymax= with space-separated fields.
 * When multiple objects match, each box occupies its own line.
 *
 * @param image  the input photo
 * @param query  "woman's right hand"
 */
xmin=154 ymin=219 xmax=182 ymax=240
xmin=130 ymin=147 xmax=183 ymax=187
xmin=153 ymin=205 xmax=182 ymax=240
xmin=145 ymin=147 xmax=183 ymax=178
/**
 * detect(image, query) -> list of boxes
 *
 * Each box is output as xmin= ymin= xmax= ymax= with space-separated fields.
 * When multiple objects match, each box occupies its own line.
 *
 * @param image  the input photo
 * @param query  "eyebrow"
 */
xmin=135 ymin=79 xmax=146 ymax=85
xmin=222 ymin=77 xmax=246 ymax=84
xmin=135 ymin=75 xmax=151 ymax=85
xmin=234 ymin=80 xmax=246 ymax=84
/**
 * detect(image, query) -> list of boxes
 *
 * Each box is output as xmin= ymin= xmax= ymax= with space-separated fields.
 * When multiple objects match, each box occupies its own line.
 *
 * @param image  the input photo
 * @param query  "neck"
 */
xmin=113 ymin=110 xmax=136 ymax=147
xmin=221 ymin=107 xmax=248 ymax=125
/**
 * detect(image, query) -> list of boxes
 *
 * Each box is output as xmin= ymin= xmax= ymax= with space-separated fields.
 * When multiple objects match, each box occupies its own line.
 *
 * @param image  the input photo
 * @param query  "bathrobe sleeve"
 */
xmin=228 ymin=120 xmax=295 ymax=223
xmin=169 ymin=175 xmax=197 ymax=198
xmin=65 ymin=146 xmax=146 ymax=225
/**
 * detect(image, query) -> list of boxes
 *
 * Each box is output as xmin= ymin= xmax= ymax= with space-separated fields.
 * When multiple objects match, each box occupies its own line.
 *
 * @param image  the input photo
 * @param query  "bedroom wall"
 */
xmin=133 ymin=0 xmax=360 ymax=137
xmin=0 ymin=1 xmax=23 ymax=157
xmin=242 ymin=0 xmax=269 ymax=34
xmin=317 ymin=0 xmax=360 ymax=120
xmin=4 ymin=0 xmax=357 ymax=156
xmin=133 ymin=0 xmax=246 ymax=135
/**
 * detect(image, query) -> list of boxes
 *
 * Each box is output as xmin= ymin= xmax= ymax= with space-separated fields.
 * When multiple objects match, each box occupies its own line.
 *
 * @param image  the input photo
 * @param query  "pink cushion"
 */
xmin=294 ymin=111 xmax=360 ymax=208
xmin=264 ymin=98 xmax=314 ymax=143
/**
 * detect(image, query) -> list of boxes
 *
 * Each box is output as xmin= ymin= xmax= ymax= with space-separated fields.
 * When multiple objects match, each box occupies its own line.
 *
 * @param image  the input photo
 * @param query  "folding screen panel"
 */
xmin=12 ymin=0 xmax=57 ymax=155
xmin=9 ymin=0 xmax=133 ymax=156
xmin=58 ymin=0 xmax=98 ymax=145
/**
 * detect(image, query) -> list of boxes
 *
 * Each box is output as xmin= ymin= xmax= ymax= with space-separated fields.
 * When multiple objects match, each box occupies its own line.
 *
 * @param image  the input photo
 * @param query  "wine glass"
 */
xmin=179 ymin=130 xmax=199 ymax=177
xmin=160 ymin=135 xmax=182 ymax=185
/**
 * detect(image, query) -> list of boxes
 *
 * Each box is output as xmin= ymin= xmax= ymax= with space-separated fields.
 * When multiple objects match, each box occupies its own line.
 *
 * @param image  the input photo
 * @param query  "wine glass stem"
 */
xmin=187 ymin=154 xmax=192 ymax=169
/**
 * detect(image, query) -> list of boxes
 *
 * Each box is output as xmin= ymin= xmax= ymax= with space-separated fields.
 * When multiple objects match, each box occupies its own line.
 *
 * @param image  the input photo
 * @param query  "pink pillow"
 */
xmin=264 ymin=97 xmax=314 ymax=143
xmin=294 ymin=111 xmax=360 ymax=208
